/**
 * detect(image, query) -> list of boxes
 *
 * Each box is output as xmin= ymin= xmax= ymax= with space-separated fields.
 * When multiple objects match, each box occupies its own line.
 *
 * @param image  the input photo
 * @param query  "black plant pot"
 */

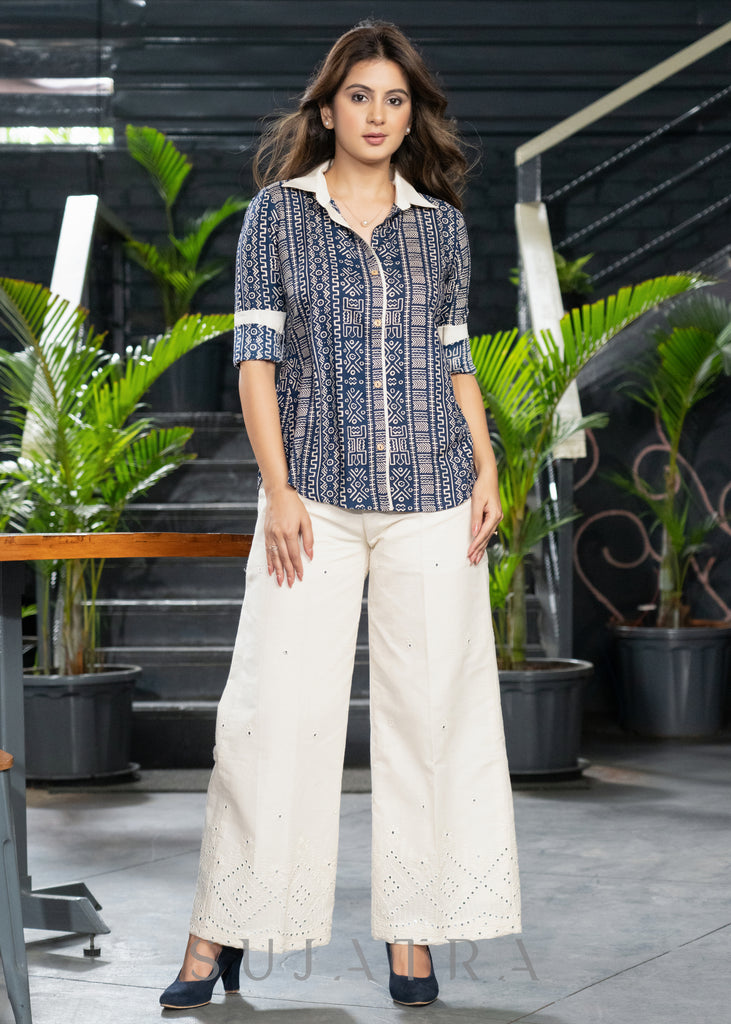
xmin=612 ymin=624 xmax=731 ymax=737
xmin=23 ymin=665 xmax=141 ymax=780
xmin=499 ymin=659 xmax=592 ymax=776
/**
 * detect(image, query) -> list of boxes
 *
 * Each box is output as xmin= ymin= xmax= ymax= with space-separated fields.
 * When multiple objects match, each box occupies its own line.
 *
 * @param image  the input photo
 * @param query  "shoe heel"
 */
xmin=160 ymin=943 xmax=244 ymax=1009
xmin=385 ymin=942 xmax=439 ymax=1006
xmin=221 ymin=947 xmax=243 ymax=992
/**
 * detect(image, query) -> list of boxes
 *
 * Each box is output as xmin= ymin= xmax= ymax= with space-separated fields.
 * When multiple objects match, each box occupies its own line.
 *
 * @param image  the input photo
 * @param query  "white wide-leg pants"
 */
xmin=189 ymin=492 xmax=521 ymax=952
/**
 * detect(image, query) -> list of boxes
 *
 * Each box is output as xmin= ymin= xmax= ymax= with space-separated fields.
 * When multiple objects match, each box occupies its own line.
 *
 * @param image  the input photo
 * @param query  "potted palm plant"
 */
xmin=123 ymin=124 xmax=248 ymax=410
xmin=610 ymin=292 xmax=731 ymax=736
xmin=0 ymin=277 xmax=234 ymax=778
xmin=471 ymin=273 xmax=704 ymax=774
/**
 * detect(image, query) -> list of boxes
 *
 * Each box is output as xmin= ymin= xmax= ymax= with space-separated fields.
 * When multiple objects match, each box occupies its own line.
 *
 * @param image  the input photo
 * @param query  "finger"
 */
xmin=286 ymin=532 xmax=304 ymax=584
xmin=468 ymin=514 xmax=499 ymax=562
xmin=267 ymin=538 xmax=285 ymax=586
xmin=467 ymin=505 xmax=489 ymax=558
xmin=301 ymin=511 xmax=314 ymax=562
xmin=274 ymin=544 xmax=292 ymax=593
xmin=469 ymin=529 xmax=492 ymax=563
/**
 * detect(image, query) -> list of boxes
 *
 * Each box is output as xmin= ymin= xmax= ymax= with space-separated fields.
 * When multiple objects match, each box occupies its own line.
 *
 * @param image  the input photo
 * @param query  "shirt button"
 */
xmin=374 ymin=318 xmax=382 ymax=327
xmin=377 ymin=443 xmax=385 ymax=451
xmin=374 ymin=380 xmax=382 ymax=388
xmin=371 ymin=269 xmax=379 ymax=277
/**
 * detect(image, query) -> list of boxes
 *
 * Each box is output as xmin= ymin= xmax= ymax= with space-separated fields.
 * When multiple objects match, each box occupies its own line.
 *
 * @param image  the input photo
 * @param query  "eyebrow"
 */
xmin=344 ymin=83 xmax=410 ymax=96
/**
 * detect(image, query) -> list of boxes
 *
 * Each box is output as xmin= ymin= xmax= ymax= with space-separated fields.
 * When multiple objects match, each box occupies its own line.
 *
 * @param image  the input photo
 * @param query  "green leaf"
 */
xmin=171 ymin=197 xmax=249 ymax=267
xmin=471 ymin=272 xmax=706 ymax=664
xmin=125 ymin=124 xmax=192 ymax=209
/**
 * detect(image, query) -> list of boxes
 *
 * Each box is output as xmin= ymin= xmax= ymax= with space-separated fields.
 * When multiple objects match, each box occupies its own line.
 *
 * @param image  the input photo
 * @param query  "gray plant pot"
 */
xmin=612 ymin=624 xmax=731 ymax=737
xmin=23 ymin=665 xmax=141 ymax=780
xmin=498 ymin=659 xmax=592 ymax=775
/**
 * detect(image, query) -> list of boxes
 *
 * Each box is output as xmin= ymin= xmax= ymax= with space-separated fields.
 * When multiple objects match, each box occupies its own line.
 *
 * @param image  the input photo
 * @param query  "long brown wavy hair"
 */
xmin=253 ymin=20 xmax=469 ymax=210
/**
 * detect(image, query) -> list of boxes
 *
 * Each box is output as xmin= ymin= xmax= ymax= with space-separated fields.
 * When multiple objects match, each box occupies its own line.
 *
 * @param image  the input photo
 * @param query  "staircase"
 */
xmin=97 ymin=412 xmax=370 ymax=767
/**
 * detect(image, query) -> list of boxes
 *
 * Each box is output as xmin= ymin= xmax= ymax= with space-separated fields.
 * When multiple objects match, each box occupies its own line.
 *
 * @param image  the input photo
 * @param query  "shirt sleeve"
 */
xmin=233 ymin=187 xmax=286 ymax=366
xmin=436 ymin=208 xmax=476 ymax=375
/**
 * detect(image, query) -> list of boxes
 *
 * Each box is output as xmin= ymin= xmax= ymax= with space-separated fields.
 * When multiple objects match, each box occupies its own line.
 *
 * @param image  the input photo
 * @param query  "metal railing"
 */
xmin=513 ymin=21 xmax=731 ymax=658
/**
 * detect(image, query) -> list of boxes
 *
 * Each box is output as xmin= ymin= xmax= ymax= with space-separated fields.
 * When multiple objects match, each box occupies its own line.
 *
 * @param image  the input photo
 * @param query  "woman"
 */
xmin=160 ymin=20 xmax=520 ymax=1011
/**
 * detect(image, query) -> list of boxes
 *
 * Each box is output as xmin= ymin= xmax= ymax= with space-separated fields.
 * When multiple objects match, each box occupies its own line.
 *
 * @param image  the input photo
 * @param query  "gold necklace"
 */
xmin=337 ymin=183 xmax=395 ymax=227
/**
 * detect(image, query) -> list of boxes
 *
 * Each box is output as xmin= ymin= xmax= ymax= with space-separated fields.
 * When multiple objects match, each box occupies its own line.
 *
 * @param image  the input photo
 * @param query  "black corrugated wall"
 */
xmin=1 ymin=1 xmax=728 ymax=333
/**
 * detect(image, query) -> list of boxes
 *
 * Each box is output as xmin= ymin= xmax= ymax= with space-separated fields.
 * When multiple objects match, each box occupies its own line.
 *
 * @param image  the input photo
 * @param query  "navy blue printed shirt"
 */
xmin=234 ymin=162 xmax=477 ymax=513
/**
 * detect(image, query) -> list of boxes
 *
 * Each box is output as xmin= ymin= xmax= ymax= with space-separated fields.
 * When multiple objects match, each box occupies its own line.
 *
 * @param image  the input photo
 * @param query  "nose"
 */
xmin=368 ymin=102 xmax=385 ymax=125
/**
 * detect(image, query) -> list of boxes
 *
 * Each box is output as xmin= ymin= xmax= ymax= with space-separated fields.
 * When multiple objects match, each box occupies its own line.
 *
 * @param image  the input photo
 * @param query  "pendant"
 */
xmin=361 ymin=219 xmax=369 ymax=226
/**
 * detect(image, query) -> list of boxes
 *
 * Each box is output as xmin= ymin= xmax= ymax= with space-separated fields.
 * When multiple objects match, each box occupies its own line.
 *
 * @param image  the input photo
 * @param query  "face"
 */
xmin=320 ymin=59 xmax=412 ymax=166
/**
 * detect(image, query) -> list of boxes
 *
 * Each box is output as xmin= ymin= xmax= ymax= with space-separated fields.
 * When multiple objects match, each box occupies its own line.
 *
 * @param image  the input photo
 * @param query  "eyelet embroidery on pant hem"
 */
xmin=371 ymin=839 xmax=521 ymax=939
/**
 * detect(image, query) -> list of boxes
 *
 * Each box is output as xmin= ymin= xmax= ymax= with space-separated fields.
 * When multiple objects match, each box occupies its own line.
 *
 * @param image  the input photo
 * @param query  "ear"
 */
xmin=320 ymin=105 xmax=333 ymax=128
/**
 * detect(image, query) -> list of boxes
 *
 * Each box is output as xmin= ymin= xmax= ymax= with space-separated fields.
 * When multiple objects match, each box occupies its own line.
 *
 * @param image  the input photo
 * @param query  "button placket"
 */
xmin=367 ymin=244 xmax=393 ymax=509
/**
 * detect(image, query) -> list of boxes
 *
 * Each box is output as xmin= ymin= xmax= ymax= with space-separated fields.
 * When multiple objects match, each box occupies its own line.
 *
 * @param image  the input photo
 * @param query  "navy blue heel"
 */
xmin=385 ymin=942 xmax=439 ymax=1006
xmin=220 ymin=948 xmax=242 ymax=992
xmin=160 ymin=944 xmax=243 ymax=1009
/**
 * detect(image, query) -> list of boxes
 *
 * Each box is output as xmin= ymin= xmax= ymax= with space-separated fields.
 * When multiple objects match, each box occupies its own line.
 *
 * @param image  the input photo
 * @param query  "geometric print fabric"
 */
xmin=233 ymin=162 xmax=478 ymax=512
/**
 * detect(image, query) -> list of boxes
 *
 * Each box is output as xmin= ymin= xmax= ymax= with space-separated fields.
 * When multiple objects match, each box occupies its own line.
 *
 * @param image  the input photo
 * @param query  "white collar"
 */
xmin=282 ymin=161 xmax=436 ymax=220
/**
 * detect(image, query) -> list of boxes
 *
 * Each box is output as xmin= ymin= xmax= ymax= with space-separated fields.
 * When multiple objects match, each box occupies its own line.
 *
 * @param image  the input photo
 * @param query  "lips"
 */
xmin=363 ymin=133 xmax=386 ymax=144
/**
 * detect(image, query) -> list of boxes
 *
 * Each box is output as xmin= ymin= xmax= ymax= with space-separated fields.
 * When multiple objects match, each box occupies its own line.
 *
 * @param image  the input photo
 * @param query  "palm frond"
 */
xmin=124 ymin=239 xmax=182 ymax=278
xmin=561 ymin=274 xmax=706 ymax=372
xmin=125 ymin=124 xmax=192 ymax=209
xmin=98 ymin=426 xmax=194 ymax=511
xmin=91 ymin=313 xmax=234 ymax=430
xmin=172 ymin=198 xmax=249 ymax=267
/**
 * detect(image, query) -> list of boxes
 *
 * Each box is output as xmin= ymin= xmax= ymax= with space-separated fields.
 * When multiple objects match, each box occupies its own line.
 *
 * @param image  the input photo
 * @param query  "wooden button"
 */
xmin=374 ymin=318 xmax=382 ymax=327
xmin=376 ymin=443 xmax=385 ymax=451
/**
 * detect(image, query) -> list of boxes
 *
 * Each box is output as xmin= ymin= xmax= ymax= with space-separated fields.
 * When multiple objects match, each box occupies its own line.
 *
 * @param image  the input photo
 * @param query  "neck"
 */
xmin=325 ymin=150 xmax=394 ymax=199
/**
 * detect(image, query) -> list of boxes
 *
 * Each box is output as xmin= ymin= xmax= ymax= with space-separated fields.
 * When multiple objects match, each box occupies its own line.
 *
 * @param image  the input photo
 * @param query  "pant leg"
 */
xmin=189 ymin=492 xmax=368 ymax=952
xmin=366 ymin=500 xmax=521 ymax=945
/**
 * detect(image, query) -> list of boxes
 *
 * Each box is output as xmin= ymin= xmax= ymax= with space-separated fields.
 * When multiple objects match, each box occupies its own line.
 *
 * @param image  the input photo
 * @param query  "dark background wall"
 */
xmin=1 ymin=1 xmax=730 ymax=713
xmin=1 ymin=2 xmax=729 ymax=332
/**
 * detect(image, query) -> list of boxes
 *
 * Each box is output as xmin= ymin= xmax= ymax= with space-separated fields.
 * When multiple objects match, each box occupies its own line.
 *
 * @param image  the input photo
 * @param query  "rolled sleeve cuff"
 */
xmin=233 ymin=309 xmax=285 ymax=365
xmin=439 ymin=324 xmax=476 ymax=375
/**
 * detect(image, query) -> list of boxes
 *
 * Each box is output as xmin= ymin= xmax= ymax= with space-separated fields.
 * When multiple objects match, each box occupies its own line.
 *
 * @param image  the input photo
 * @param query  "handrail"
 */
xmin=516 ymin=21 xmax=731 ymax=166
xmin=0 ymin=532 xmax=252 ymax=561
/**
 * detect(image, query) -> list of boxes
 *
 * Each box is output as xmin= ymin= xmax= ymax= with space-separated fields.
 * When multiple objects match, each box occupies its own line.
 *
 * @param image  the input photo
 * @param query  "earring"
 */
xmin=405 ymin=126 xmax=411 ymax=134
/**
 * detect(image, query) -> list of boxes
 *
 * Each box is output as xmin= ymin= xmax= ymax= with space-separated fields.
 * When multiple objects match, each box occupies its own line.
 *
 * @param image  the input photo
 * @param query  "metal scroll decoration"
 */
xmin=573 ymin=426 xmax=731 ymax=623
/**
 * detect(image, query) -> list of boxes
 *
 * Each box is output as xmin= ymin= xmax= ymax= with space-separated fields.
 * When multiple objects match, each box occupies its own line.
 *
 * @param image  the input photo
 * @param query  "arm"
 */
xmin=239 ymin=361 xmax=313 ymax=587
xmin=437 ymin=209 xmax=500 ymax=563
xmin=451 ymin=372 xmax=502 ymax=565
xmin=233 ymin=189 xmax=311 ymax=588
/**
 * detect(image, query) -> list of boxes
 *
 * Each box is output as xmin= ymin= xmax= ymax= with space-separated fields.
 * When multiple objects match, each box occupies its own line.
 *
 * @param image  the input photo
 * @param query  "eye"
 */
xmin=387 ymin=97 xmax=404 ymax=106
xmin=350 ymin=92 xmax=368 ymax=103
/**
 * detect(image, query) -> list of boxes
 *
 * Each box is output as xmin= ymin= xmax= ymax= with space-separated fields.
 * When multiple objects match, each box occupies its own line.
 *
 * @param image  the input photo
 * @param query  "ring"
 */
xmin=269 ymin=544 xmax=278 ymax=552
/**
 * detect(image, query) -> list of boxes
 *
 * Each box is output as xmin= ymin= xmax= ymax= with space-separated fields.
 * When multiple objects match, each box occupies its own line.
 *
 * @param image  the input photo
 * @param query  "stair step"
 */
xmin=123 ymin=501 xmax=258 ymax=533
xmin=108 ymin=641 xmax=371 ymax=701
xmin=131 ymin=697 xmax=370 ymax=768
xmin=97 ymin=596 xmax=369 ymax=648
xmin=98 ymin=556 xmax=247 ymax=599
xmin=110 ymin=645 xmax=234 ymax=700
xmin=145 ymin=411 xmax=254 ymax=459
xmin=146 ymin=459 xmax=260 ymax=503
xmin=97 ymin=598 xmax=243 ymax=646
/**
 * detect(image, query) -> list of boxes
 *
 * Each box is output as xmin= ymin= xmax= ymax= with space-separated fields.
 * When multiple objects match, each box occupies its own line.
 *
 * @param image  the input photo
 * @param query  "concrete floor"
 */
xmin=2 ymin=730 xmax=730 ymax=1024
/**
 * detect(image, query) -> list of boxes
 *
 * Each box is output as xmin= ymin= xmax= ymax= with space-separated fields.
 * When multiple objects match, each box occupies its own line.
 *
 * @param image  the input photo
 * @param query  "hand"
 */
xmin=263 ymin=485 xmax=314 ymax=587
xmin=467 ymin=472 xmax=502 ymax=565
